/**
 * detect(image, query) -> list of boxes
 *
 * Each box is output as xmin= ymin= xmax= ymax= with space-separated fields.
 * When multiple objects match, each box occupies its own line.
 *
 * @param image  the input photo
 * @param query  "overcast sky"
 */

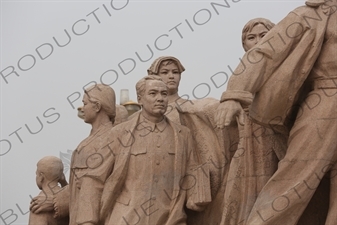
xmin=0 ymin=0 xmax=303 ymax=224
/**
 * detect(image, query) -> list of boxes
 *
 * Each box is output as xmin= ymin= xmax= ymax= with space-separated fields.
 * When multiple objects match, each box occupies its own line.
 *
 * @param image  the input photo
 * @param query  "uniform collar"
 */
xmin=139 ymin=114 xmax=168 ymax=132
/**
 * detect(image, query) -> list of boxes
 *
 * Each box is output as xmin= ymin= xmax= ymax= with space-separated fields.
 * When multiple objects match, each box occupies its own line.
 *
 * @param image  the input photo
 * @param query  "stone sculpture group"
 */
xmin=29 ymin=0 xmax=336 ymax=224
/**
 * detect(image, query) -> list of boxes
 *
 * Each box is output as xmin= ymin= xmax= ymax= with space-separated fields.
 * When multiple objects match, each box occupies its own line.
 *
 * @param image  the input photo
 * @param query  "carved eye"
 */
xmin=260 ymin=32 xmax=267 ymax=38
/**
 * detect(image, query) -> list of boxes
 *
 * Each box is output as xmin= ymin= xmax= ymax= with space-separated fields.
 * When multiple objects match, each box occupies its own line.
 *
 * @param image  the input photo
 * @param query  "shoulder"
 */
xmin=111 ymin=115 xmax=138 ymax=134
xmin=305 ymin=0 xmax=325 ymax=7
xmin=291 ymin=3 xmax=327 ymax=17
xmin=168 ymin=118 xmax=191 ymax=135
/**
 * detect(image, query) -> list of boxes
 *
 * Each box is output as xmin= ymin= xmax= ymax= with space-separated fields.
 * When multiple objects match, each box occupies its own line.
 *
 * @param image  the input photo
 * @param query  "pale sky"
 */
xmin=0 ymin=0 xmax=303 ymax=224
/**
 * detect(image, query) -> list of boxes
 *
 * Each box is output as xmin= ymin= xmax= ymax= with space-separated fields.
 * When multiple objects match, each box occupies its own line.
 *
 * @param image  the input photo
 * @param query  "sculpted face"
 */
xmin=158 ymin=62 xmax=181 ymax=94
xmin=139 ymin=80 xmax=168 ymax=120
xmin=244 ymin=23 xmax=269 ymax=51
xmin=82 ymin=94 xmax=98 ymax=124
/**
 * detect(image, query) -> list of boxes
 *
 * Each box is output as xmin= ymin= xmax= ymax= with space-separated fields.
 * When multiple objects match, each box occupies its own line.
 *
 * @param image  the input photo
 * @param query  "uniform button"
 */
xmin=152 ymin=196 xmax=156 ymax=200
xmin=156 ymin=160 xmax=160 ymax=165
xmin=157 ymin=145 xmax=160 ymax=148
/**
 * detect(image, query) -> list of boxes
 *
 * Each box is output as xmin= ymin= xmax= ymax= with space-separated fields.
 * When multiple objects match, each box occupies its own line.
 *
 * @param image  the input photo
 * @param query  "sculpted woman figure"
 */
xmin=68 ymin=84 xmax=116 ymax=225
xmin=216 ymin=1 xmax=337 ymax=223
xmin=29 ymin=84 xmax=117 ymax=225
xmin=148 ymin=56 xmax=239 ymax=225
xmin=219 ymin=18 xmax=289 ymax=225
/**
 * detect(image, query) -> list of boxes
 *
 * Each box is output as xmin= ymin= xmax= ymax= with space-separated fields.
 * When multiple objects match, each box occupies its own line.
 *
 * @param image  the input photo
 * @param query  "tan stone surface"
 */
xmin=29 ymin=156 xmax=69 ymax=225
xmin=69 ymin=84 xmax=116 ymax=225
xmin=219 ymin=18 xmax=288 ymax=225
xmin=77 ymin=104 xmax=128 ymax=125
xmin=30 ymin=2 xmax=336 ymax=224
xmin=100 ymin=76 xmax=210 ymax=225
xmin=148 ymin=56 xmax=240 ymax=225
xmin=216 ymin=1 xmax=336 ymax=224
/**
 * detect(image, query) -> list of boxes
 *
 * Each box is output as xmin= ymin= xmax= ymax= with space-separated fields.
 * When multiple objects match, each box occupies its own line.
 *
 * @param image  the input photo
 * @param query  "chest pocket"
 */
xmin=167 ymin=144 xmax=175 ymax=155
xmin=116 ymin=192 xmax=131 ymax=206
xmin=130 ymin=147 xmax=147 ymax=156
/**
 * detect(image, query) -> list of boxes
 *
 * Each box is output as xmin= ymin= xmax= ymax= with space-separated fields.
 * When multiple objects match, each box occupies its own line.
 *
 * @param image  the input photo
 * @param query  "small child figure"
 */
xmin=29 ymin=156 xmax=68 ymax=225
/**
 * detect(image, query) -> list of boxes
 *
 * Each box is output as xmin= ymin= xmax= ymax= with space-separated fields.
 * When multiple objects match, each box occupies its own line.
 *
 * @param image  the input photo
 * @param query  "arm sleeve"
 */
xmin=75 ymin=142 xmax=115 ymax=224
xmin=221 ymin=10 xmax=313 ymax=104
xmin=53 ymin=185 xmax=70 ymax=218
xmin=185 ymin=130 xmax=212 ymax=211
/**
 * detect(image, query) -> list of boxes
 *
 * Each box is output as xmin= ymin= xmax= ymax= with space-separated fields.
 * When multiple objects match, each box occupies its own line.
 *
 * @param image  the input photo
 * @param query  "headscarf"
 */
xmin=147 ymin=56 xmax=185 ymax=75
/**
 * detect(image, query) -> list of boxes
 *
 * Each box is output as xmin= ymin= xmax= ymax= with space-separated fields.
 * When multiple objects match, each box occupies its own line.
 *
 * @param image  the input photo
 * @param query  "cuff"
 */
xmin=220 ymin=90 xmax=253 ymax=107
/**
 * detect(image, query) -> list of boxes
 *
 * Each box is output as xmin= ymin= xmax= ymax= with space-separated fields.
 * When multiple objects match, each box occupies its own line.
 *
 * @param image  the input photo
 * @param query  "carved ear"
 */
xmin=39 ymin=172 xmax=45 ymax=183
xmin=95 ymin=102 xmax=102 ymax=112
xmin=137 ymin=95 xmax=143 ymax=106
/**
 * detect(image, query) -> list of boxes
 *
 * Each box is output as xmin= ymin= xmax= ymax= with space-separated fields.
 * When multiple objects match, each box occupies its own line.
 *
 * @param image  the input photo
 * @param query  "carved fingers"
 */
xmin=215 ymin=100 xmax=245 ymax=129
xmin=30 ymin=195 xmax=54 ymax=213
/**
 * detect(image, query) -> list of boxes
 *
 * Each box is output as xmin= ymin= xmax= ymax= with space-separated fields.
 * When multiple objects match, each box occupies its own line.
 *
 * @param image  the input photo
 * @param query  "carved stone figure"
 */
xmin=29 ymin=85 xmax=118 ymax=225
xmin=147 ymin=56 xmax=187 ymax=124
xmin=241 ymin=18 xmax=275 ymax=52
xmin=215 ymin=0 xmax=337 ymax=224
xmin=100 ymin=75 xmax=210 ymax=225
xmin=219 ymin=18 xmax=289 ymax=225
xmin=29 ymin=156 xmax=69 ymax=225
xmin=148 ymin=56 xmax=239 ymax=225
xmin=67 ymin=84 xmax=116 ymax=225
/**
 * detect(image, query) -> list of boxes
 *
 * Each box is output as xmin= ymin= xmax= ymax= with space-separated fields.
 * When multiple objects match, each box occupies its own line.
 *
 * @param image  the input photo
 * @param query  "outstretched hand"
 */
xmin=215 ymin=100 xmax=245 ymax=129
xmin=30 ymin=195 xmax=54 ymax=213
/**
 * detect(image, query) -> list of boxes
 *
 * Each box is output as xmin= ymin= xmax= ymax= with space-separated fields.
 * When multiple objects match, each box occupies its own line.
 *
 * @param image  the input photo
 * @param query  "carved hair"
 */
xmin=241 ymin=18 xmax=275 ymax=51
xmin=147 ymin=56 xmax=185 ymax=75
xmin=136 ymin=75 xmax=167 ymax=97
xmin=84 ymin=84 xmax=116 ymax=123
xmin=37 ymin=156 xmax=63 ymax=182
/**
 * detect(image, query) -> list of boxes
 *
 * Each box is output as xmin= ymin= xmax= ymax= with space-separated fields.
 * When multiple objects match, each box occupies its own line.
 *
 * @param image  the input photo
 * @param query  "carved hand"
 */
xmin=215 ymin=100 xmax=245 ymax=129
xmin=30 ymin=195 xmax=54 ymax=213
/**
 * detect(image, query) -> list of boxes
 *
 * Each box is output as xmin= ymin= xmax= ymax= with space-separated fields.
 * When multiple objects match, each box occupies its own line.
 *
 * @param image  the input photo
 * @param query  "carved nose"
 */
xmin=77 ymin=106 xmax=84 ymax=119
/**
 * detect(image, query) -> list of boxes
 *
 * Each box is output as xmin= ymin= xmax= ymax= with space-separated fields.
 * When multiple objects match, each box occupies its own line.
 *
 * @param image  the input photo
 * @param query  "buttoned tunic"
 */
xmin=100 ymin=113 xmax=203 ymax=225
